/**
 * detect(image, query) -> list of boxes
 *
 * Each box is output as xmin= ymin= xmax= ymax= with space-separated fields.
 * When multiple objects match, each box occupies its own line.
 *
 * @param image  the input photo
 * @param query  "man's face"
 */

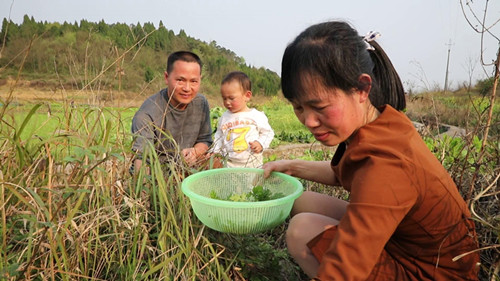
xmin=164 ymin=60 xmax=201 ymax=110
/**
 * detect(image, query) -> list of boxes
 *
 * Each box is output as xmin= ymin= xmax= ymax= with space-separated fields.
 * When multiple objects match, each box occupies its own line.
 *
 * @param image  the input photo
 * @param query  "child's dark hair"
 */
xmin=281 ymin=21 xmax=406 ymax=110
xmin=166 ymin=51 xmax=203 ymax=74
xmin=221 ymin=71 xmax=252 ymax=92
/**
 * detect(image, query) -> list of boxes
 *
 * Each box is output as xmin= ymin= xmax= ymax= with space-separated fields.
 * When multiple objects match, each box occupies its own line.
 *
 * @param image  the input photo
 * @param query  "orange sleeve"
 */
xmin=316 ymin=152 xmax=418 ymax=280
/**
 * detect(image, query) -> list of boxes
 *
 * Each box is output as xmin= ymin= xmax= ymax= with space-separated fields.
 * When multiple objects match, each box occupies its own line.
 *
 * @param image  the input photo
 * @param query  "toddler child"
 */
xmin=212 ymin=71 xmax=274 ymax=168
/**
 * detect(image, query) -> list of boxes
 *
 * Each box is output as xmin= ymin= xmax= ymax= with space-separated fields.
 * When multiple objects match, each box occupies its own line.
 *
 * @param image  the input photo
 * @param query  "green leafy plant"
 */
xmin=209 ymin=185 xmax=285 ymax=202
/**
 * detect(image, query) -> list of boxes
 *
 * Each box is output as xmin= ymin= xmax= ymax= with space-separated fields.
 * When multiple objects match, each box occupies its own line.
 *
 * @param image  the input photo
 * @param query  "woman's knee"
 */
xmin=291 ymin=191 xmax=316 ymax=216
xmin=291 ymin=191 xmax=347 ymax=219
xmin=286 ymin=212 xmax=340 ymax=249
xmin=286 ymin=214 xmax=309 ymax=256
xmin=286 ymin=213 xmax=314 ymax=247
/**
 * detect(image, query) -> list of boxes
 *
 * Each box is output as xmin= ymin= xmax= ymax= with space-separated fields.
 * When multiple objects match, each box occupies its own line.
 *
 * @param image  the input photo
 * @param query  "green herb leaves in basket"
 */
xmin=210 ymin=185 xmax=285 ymax=202
xmin=182 ymin=168 xmax=303 ymax=234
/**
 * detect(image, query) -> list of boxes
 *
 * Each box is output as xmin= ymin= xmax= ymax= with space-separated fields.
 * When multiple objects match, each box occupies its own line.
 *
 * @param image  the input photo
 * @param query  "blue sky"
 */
xmin=1 ymin=0 xmax=499 ymax=92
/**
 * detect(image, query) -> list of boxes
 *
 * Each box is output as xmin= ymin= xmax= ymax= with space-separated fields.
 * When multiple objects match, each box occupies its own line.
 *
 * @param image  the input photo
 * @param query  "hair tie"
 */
xmin=363 ymin=31 xmax=381 ymax=51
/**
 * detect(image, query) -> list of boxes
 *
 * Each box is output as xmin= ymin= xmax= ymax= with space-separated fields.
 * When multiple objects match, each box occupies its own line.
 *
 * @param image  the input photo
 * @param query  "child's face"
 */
xmin=290 ymin=84 xmax=368 ymax=146
xmin=220 ymin=81 xmax=251 ymax=113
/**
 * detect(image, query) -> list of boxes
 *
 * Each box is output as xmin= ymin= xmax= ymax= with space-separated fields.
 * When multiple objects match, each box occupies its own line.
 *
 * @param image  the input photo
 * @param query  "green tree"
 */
xmin=144 ymin=66 xmax=155 ymax=82
xmin=476 ymin=77 xmax=498 ymax=96
xmin=0 ymin=16 xmax=280 ymax=96
xmin=97 ymin=19 xmax=109 ymax=35
xmin=0 ymin=18 xmax=12 ymax=44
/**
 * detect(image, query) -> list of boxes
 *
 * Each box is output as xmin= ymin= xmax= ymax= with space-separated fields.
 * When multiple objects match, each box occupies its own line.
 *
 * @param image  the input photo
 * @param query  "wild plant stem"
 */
xmin=467 ymin=46 xmax=500 ymax=204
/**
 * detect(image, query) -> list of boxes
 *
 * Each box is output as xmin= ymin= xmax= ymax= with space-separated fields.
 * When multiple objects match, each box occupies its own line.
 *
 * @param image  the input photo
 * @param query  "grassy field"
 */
xmin=1 ymin=84 xmax=499 ymax=280
xmin=0 ymin=87 xmax=313 ymax=280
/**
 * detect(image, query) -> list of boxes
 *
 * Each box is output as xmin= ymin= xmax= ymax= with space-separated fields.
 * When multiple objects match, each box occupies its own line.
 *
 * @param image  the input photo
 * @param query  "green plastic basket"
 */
xmin=181 ymin=168 xmax=303 ymax=234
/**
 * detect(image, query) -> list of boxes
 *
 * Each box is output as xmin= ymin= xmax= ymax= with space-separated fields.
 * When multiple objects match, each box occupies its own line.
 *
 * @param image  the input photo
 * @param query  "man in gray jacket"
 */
xmin=131 ymin=51 xmax=213 ymax=173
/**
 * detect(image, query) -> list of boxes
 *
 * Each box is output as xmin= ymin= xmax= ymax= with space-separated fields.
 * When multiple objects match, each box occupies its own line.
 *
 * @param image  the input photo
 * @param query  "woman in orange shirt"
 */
xmin=262 ymin=21 xmax=479 ymax=280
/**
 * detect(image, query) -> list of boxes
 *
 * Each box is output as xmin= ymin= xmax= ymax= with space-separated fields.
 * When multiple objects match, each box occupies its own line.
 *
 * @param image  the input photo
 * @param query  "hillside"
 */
xmin=0 ymin=16 xmax=281 ymax=99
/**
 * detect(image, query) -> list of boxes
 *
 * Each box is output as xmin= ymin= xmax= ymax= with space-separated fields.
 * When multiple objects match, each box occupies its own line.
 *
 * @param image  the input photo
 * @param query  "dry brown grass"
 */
xmin=0 ymin=77 xmax=144 ymax=108
xmin=0 ymin=77 xmax=278 ymax=110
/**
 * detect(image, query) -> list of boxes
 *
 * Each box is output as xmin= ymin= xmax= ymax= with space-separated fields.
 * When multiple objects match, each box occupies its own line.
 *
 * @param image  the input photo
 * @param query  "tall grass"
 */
xmin=2 ymin=91 xmax=499 ymax=280
xmin=0 ymin=100 xmax=241 ymax=280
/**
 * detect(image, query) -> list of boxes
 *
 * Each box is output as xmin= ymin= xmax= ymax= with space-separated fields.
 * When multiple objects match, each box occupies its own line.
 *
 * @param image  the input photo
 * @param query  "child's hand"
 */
xmin=249 ymin=141 xmax=263 ymax=153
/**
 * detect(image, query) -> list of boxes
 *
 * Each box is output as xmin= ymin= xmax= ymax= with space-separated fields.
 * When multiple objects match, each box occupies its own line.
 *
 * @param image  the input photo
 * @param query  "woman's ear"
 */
xmin=358 ymin=74 xmax=372 ymax=103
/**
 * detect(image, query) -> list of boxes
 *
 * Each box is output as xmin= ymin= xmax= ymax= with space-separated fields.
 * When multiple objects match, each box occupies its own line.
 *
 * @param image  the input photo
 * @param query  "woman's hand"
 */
xmin=263 ymin=160 xmax=339 ymax=186
xmin=262 ymin=160 xmax=295 ymax=178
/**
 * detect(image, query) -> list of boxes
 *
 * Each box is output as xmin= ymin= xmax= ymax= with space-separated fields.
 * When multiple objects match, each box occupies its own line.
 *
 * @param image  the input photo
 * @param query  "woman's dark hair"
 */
xmin=281 ymin=21 xmax=405 ymax=110
xmin=166 ymin=51 xmax=203 ymax=74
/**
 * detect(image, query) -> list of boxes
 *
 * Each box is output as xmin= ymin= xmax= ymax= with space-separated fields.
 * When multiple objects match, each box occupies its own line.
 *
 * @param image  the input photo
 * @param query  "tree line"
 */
xmin=0 ymin=15 xmax=281 ymax=96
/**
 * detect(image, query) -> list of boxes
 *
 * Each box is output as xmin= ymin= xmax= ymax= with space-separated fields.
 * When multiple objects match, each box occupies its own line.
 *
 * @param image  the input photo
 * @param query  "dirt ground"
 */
xmin=0 ymin=77 xmax=278 ymax=109
xmin=264 ymin=143 xmax=338 ymax=159
xmin=0 ymin=80 xmax=145 ymax=108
